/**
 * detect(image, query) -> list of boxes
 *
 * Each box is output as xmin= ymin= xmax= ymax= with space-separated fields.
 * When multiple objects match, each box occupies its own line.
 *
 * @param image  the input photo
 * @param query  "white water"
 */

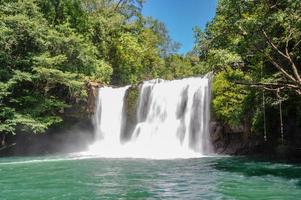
xmin=84 ymin=75 xmax=213 ymax=159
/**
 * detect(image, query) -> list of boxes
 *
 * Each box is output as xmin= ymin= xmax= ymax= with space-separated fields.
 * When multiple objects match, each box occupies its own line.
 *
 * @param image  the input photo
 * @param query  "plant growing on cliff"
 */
xmin=124 ymin=85 xmax=139 ymax=120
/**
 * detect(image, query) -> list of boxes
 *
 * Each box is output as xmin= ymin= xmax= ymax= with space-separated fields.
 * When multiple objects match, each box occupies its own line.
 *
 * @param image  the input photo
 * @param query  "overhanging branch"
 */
xmin=234 ymin=81 xmax=301 ymax=94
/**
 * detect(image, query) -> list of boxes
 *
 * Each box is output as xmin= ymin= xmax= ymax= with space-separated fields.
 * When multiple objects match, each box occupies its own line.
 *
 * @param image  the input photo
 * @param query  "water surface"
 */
xmin=1 ymin=156 xmax=301 ymax=199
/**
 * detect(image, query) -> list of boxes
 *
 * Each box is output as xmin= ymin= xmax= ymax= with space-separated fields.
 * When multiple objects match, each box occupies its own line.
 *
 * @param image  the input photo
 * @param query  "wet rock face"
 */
xmin=210 ymin=121 xmax=251 ymax=155
xmin=86 ymin=82 xmax=102 ymax=114
xmin=209 ymin=119 xmax=301 ymax=160
xmin=210 ymin=121 xmax=225 ymax=153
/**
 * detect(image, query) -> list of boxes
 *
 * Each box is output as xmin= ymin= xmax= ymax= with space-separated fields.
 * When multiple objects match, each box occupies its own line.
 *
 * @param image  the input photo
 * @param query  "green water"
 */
xmin=1 ymin=156 xmax=301 ymax=200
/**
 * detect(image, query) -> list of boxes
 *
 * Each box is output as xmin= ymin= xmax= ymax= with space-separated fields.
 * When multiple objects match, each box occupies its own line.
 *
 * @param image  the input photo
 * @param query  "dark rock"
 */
xmin=86 ymin=81 xmax=102 ymax=114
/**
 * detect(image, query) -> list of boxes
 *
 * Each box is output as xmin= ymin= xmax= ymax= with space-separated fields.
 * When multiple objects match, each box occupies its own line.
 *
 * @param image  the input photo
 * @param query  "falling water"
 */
xmin=86 ymin=75 xmax=213 ymax=159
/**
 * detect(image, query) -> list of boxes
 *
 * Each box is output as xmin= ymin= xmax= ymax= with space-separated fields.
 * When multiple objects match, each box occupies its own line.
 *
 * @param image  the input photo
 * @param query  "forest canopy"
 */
xmin=0 ymin=0 xmax=187 ymax=136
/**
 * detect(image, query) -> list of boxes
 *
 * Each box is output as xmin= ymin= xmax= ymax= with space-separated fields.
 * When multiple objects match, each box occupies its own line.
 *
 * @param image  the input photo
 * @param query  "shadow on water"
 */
xmin=213 ymin=157 xmax=301 ymax=186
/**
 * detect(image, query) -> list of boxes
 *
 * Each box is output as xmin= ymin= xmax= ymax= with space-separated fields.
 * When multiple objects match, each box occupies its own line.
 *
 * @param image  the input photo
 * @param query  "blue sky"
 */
xmin=142 ymin=0 xmax=217 ymax=54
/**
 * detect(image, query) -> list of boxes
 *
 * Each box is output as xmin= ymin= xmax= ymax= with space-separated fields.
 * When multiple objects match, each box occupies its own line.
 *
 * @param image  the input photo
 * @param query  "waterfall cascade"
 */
xmin=85 ymin=75 xmax=213 ymax=159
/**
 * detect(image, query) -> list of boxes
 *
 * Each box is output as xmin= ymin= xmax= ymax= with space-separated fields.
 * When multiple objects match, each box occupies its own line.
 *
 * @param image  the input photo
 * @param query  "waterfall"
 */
xmin=93 ymin=86 xmax=130 ymax=141
xmin=86 ymin=75 xmax=213 ymax=159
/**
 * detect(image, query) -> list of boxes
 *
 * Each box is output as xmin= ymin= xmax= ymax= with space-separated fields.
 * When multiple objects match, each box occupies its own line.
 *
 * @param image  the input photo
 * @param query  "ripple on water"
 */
xmin=1 ymin=156 xmax=301 ymax=200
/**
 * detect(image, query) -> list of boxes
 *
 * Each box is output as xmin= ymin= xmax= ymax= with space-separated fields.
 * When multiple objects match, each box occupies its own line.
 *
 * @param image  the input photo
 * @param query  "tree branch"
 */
xmin=262 ymin=30 xmax=289 ymax=59
xmin=234 ymin=81 xmax=301 ymax=95
xmin=235 ymin=81 xmax=294 ymax=88
xmin=114 ymin=0 xmax=124 ymax=11
xmin=262 ymin=29 xmax=301 ymax=84
xmin=265 ymin=53 xmax=297 ymax=83
xmin=251 ymin=43 xmax=297 ymax=84
xmin=285 ymin=30 xmax=301 ymax=83
xmin=293 ymin=39 xmax=301 ymax=49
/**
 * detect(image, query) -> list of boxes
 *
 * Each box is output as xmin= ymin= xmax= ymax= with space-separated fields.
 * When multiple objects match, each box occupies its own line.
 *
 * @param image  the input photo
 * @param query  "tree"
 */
xmin=0 ymin=0 xmax=179 ymax=143
xmin=196 ymin=0 xmax=301 ymax=95
xmin=193 ymin=0 xmax=301 ymax=140
xmin=0 ymin=0 xmax=112 ymax=141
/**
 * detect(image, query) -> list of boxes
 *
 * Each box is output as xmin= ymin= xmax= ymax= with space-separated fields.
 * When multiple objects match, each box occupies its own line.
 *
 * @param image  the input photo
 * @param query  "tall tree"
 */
xmin=193 ymin=0 xmax=301 ymax=138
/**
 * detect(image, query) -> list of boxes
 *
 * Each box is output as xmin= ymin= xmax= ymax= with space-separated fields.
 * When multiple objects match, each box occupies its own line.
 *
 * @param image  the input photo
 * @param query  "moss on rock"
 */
xmin=121 ymin=84 xmax=140 ymax=142
xmin=125 ymin=85 xmax=139 ymax=120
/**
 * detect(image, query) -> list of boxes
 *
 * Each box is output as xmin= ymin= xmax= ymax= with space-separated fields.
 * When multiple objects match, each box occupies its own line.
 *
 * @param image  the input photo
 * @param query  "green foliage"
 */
xmin=0 ymin=0 xmax=181 ymax=136
xmin=0 ymin=0 xmax=112 ymax=135
xmin=166 ymin=55 xmax=194 ymax=79
xmin=124 ymin=85 xmax=139 ymax=120
xmin=114 ymin=32 xmax=144 ymax=84
xmin=109 ymin=18 xmax=172 ymax=84
xmin=193 ymin=0 xmax=301 ymax=138
xmin=212 ymin=68 xmax=250 ymax=125
xmin=207 ymin=49 xmax=242 ymax=72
